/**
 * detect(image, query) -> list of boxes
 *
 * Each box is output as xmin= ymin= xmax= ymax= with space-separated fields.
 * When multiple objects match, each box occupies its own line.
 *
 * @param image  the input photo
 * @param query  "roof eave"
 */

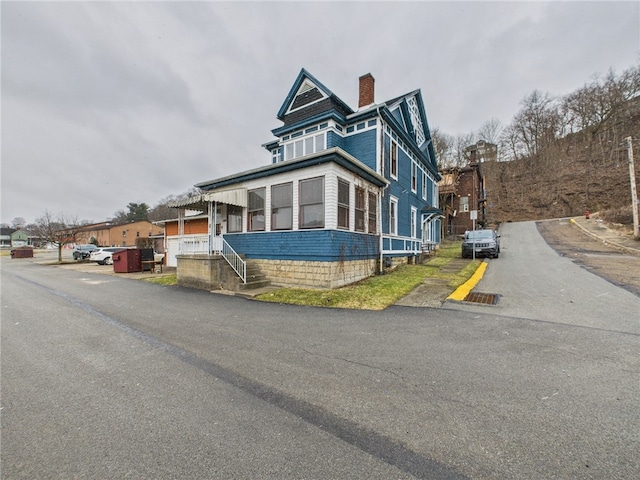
xmin=196 ymin=147 xmax=389 ymax=191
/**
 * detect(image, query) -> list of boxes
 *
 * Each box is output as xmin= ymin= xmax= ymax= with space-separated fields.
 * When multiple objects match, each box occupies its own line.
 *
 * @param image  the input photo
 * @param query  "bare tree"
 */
xmin=563 ymin=65 xmax=640 ymax=136
xmin=477 ymin=118 xmax=503 ymax=144
xmin=430 ymin=127 xmax=456 ymax=169
xmin=505 ymin=90 xmax=561 ymax=161
xmin=454 ymin=132 xmax=476 ymax=167
xmin=31 ymin=210 xmax=87 ymax=262
xmin=11 ymin=217 xmax=27 ymax=229
xmin=148 ymin=189 xmax=200 ymax=222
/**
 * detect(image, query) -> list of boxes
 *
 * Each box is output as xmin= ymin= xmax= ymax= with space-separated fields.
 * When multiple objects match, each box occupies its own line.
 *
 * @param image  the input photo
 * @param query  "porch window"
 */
xmin=368 ymin=192 xmax=377 ymax=233
xmin=337 ymin=178 xmax=350 ymax=230
xmin=390 ymin=196 xmax=398 ymax=235
xmin=299 ymin=177 xmax=324 ymax=229
xmin=271 ymin=182 xmax=293 ymax=230
xmin=355 ymin=187 xmax=365 ymax=232
xmin=227 ymin=205 xmax=243 ymax=233
xmin=248 ymin=188 xmax=266 ymax=231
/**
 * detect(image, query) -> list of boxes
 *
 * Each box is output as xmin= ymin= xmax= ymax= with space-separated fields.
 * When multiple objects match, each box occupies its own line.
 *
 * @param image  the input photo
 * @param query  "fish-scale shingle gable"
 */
xmin=276 ymin=69 xmax=353 ymax=127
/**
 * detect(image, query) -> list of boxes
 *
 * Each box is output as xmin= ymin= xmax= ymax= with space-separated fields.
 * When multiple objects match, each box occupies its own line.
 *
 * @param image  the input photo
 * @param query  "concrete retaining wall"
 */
xmin=176 ymin=254 xmax=239 ymax=291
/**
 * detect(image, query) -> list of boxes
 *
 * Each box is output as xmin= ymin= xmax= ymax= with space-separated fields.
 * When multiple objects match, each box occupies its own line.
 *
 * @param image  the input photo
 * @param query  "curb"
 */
xmin=446 ymin=260 xmax=488 ymax=302
xmin=569 ymin=218 xmax=640 ymax=257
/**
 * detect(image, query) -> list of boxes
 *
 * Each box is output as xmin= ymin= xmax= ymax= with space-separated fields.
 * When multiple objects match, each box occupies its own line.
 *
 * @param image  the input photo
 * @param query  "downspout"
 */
xmin=377 ymin=106 xmax=385 ymax=274
xmin=379 ymin=186 xmax=385 ymax=274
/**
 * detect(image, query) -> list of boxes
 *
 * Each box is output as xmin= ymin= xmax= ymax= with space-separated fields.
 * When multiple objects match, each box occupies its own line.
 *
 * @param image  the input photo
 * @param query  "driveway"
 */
xmin=445 ymin=220 xmax=640 ymax=334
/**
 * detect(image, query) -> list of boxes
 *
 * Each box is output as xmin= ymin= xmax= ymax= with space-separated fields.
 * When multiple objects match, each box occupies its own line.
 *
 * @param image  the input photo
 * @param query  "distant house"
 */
xmin=1 ymin=227 xmax=16 ymax=248
xmin=439 ymin=143 xmax=490 ymax=235
xmin=75 ymin=220 xmax=164 ymax=248
xmin=11 ymin=229 xmax=29 ymax=247
xmin=167 ymin=69 xmax=441 ymax=289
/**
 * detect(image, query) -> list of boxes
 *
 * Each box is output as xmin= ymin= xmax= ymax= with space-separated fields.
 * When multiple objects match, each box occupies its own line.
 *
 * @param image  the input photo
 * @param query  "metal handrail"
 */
xmin=221 ymin=238 xmax=246 ymax=283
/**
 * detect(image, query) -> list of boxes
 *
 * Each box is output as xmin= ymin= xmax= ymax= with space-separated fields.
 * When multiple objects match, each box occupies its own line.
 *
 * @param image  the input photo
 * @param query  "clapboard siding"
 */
xmin=226 ymin=230 xmax=379 ymax=261
xmin=344 ymin=129 xmax=377 ymax=171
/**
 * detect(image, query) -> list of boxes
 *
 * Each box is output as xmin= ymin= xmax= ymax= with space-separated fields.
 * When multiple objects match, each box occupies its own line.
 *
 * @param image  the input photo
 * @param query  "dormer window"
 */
xmin=283 ymin=131 xmax=326 ymax=161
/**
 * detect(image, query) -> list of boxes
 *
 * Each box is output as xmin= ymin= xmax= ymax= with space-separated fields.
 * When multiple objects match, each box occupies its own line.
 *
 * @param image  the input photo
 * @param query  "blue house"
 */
xmin=168 ymin=69 xmax=441 ymax=289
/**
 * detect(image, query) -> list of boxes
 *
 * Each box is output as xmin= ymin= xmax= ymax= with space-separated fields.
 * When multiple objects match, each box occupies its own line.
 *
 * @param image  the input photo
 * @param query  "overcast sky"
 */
xmin=2 ymin=1 xmax=638 ymax=225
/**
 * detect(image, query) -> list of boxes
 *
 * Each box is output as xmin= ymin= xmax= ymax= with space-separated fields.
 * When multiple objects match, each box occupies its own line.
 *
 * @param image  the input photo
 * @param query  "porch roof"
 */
xmin=195 ymin=147 xmax=389 ymax=191
xmin=167 ymin=189 xmax=248 ymax=210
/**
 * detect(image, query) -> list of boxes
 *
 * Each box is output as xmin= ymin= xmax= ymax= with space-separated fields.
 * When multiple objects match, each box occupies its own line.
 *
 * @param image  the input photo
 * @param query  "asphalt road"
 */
xmin=1 ymin=228 xmax=639 ymax=479
xmin=445 ymin=221 xmax=640 ymax=334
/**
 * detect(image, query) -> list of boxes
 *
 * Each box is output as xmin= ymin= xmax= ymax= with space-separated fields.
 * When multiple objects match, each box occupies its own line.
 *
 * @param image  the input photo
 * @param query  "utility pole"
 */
xmin=626 ymin=136 xmax=639 ymax=239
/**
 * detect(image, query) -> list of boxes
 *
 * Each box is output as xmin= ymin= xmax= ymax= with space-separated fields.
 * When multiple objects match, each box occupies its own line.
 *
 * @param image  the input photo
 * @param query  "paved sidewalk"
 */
xmin=395 ymin=257 xmax=473 ymax=308
xmin=570 ymin=215 xmax=640 ymax=256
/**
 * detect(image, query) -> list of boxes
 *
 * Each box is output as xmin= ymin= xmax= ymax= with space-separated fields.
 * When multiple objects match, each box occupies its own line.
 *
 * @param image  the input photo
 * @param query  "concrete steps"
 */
xmin=238 ymin=262 xmax=270 ymax=291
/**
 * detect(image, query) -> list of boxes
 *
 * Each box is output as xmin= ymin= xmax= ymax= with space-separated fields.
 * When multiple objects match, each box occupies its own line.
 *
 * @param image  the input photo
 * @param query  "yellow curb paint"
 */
xmin=447 ymin=261 xmax=488 ymax=301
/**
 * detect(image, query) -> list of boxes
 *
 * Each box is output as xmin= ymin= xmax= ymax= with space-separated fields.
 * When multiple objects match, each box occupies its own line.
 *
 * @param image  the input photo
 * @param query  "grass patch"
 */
xmin=142 ymin=274 xmax=177 ymax=286
xmin=257 ymin=240 xmax=480 ymax=310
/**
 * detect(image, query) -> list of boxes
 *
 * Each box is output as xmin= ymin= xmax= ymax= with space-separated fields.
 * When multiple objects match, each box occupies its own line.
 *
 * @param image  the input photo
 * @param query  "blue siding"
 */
xmin=327 ymin=130 xmax=344 ymax=150
xmin=225 ymin=230 xmax=379 ymax=262
xmin=344 ymin=130 xmax=377 ymax=171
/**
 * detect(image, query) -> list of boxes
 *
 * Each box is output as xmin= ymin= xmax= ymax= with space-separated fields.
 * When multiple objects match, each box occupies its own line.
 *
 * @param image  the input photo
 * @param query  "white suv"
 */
xmin=89 ymin=247 xmax=126 ymax=265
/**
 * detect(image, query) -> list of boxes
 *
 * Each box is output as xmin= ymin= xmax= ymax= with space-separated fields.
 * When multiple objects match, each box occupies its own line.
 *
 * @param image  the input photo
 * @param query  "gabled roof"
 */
xmin=276 ymin=68 xmax=353 ymax=122
xmin=268 ymin=69 xmax=439 ymax=178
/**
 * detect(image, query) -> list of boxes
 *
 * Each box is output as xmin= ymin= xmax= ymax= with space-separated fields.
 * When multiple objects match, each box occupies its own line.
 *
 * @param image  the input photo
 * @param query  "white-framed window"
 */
xmin=355 ymin=186 xmax=366 ymax=232
xmin=389 ymin=196 xmax=398 ymax=235
xmin=248 ymin=188 xmax=266 ymax=231
xmin=390 ymin=140 xmax=398 ymax=179
xmin=299 ymin=177 xmax=324 ymax=229
xmin=460 ymin=196 xmax=469 ymax=212
xmin=422 ymin=171 xmax=427 ymax=200
xmin=337 ymin=178 xmax=350 ymax=230
xmin=411 ymin=161 xmax=417 ymax=193
xmin=368 ymin=192 xmax=377 ymax=234
xmin=411 ymin=206 xmax=417 ymax=239
xmin=284 ymin=132 xmax=326 ymax=161
xmin=227 ymin=205 xmax=243 ymax=232
xmin=271 ymin=182 xmax=293 ymax=230
xmin=272 ymin=148 xmax=282 ymax=163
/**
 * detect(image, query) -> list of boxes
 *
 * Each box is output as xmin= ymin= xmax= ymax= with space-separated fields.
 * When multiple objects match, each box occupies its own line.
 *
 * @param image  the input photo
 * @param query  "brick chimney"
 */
xmin=358 ymin=73 xmax=375 ymax=108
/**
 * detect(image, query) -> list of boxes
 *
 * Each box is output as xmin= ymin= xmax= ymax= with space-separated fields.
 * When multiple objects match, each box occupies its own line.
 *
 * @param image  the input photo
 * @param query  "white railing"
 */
xmin=221 ymin=238 xmax=246 ymax=283
xmin=179 ymin=235 xmax=210 ymax=255
xmin=381 ymin=234 xmax=422 ymax=255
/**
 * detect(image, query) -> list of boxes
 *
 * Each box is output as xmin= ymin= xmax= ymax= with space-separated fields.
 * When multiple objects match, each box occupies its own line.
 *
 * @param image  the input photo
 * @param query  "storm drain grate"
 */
xmin=464 ymin=292 xmax=500 ymax=305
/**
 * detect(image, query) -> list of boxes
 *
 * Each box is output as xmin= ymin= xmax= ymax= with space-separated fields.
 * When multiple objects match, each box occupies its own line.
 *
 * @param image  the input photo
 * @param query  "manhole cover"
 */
xmin=464 ymin=292 xmax=500 ymax=305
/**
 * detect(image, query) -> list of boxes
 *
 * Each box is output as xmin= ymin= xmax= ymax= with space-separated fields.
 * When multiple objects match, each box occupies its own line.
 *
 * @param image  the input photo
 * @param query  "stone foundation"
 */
xmin=250 ymin=258 xmax=378 ymax=289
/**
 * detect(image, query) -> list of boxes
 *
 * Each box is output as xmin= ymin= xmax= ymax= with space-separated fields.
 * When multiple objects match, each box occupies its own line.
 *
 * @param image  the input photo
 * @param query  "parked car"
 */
xmin=89 ymin=247 xmax=126 ymax=265
xmin=72 ymin=244 xmax=98 ymax=260
xmin=461 ymin=229 xmax=500 ymax=258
